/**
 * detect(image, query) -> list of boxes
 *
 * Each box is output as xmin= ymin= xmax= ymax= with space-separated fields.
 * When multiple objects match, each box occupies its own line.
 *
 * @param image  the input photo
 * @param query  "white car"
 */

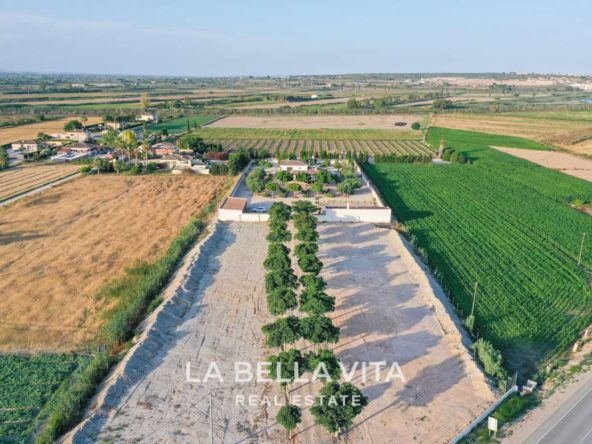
xmin=250 ymin=206 xmax=267 ymax=213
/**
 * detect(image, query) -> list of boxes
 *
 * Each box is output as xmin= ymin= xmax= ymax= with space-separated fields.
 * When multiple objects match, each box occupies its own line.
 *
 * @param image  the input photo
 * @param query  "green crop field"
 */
xmin=0 ymin=354 xmax=90 ymax=441
xmin=149 ymin=115 xmax=220 ymax=133
xmin=203 ymin=138 xmax=432 ymax=156
xmin=364 ymin=127 xmax=592 ymax=375
xmin=193 ymin=127 xmax=420 ymax=141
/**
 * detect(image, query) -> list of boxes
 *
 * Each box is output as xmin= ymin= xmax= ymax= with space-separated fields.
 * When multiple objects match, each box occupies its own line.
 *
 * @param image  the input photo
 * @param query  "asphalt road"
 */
xmin=524 ymin=375 xmax=592 ymax=443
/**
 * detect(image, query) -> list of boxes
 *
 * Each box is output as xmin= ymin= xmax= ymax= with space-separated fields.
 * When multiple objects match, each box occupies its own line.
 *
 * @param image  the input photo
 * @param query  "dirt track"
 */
xmin=294 ymin=224 xmax=494 ymax=443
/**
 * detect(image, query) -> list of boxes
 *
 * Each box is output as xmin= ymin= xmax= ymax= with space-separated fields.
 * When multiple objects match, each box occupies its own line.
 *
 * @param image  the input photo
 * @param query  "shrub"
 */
xmin=298 ymin=254 xmax=323 ymax=274
xmin=472 ymin=339 xmax=508 ymax=383
xmin=269 ymin=349 xmax=306 ymax=385
xmin=246 ymin=167 xmax=266 ymax=193
xmin=292 ymin=200 xmax=318 ymax=215
xmin=276 ymin=170 xmax=293 ymax=182
xmin=295 ymin=243 xmax=318 ymax=257
xmin=276 ymin=404 xmax=301 ymax=431
xmin=266 ymin=286 xmax=298 ymax=315
xmin=411 ymin=122 xmax=421 ymax=130
xmin=304 ymin=349 xmax=341 ymax=380
xmin=310 ymin=382 xmax=368 ymax=434
xmin=261 ymin=316 xmax=302 ymax=348
xmin=300 ymin=315 xmax=339 ymax=344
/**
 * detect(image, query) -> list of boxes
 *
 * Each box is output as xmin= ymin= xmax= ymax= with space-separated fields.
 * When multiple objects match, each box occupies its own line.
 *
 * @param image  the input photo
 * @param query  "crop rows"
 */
xmin=0 ymin=354 xmax=90 ymax=440
xmin=0 ymin=165 xmax=80 ymax=201
xmin=364 ymin=133 xmax=592 ymax=375
xmin=204 ymin=139 xmax=433 ymax=156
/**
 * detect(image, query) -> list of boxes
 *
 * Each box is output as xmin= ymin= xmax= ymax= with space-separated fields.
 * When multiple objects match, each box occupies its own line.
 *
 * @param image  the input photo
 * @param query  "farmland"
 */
xmin=194 ymin=127 xmax=421 ymax=140
xmin=0 ymin=174 xmax=229 ymax=351
xmin=0 ymin=165 xmax=80 ymax=202
xmin=364 ymin=127 xmax=592 ymax=375
xmin=0 ymin=354 xmax=90 ymax=440
xmin=432 ymin=111 xmax=592 ymax=155
xmin=0 ymin=117 xmax=102 ymax=145
xmin=206 ymin=114 xmax=426 ymax=129
xmin=206 ymin=138 xmax=433 ymax=156
xmin=148 ymin=115 xmax=219 ymax=133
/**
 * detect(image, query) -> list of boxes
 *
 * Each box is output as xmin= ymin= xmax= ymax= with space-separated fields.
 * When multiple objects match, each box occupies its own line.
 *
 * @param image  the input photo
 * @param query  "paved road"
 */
xmin=523 ymin=376 xmax=592 ymax=443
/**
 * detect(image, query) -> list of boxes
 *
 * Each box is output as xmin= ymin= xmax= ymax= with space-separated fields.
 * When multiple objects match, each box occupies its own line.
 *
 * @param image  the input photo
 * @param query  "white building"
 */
xmin=50 ymin=130 xmax=90 ymax=142
xmin=11 ymin=140 xmax=40 ymax=153
xmin=279 ymin=160 xmax=308 ymax=172
xmin=139 ymin=111 xmax=158 ymax=122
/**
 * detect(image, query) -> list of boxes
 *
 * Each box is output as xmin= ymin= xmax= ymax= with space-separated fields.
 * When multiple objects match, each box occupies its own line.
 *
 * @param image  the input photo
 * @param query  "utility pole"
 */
xmin=209 ymin=391 xmax=214 ymax=444
xmin=578 ymin=233 xmax=586 ymax=266
xmin=471 ymin=282 xmax=478 ymax=317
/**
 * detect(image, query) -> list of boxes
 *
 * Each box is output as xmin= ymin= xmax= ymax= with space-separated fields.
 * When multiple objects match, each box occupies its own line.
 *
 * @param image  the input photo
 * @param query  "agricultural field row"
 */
xmin=147 ymin=115 xmax=220 ymax=133
xmin=193 ymin=127 xmax=421 ymax=140
xmin=205 ymin=138 xmax=433 ymax=156
xmin=364 ymin=127 xmax=592 ymax=376
xmin=0 ymin=165 xmax=80 ymax=202
xmin=0 ymin=354 xmax=90 ymax=440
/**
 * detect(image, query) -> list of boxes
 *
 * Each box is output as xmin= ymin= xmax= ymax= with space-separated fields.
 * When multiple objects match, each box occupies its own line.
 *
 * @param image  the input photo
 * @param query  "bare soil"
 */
xmin=493 ymin=147 xmax=592 ymax=182
xmin=207 ymin=115 xmax=421 ymax=129
xmin=0 ymin=164 xmax=80 ymax=201
xmin=77 ymin=222 xmax=494 ymax=443
xmin=0 ymin=117 xmax=102 ymax=145
xmin=0 ymin=174 xmax=228 ymax=351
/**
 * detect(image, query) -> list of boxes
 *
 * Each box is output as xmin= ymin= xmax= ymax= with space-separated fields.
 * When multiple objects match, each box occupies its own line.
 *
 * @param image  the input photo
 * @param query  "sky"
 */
xmin=1 ymin=0 xmax=591 ymax=77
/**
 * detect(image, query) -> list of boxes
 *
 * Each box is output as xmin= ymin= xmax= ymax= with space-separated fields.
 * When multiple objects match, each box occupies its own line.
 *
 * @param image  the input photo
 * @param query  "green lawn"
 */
xmin=364 ymin=127 xmax=592 ymax=375
xmin=148 ymin=115 xmax=220 ymax=133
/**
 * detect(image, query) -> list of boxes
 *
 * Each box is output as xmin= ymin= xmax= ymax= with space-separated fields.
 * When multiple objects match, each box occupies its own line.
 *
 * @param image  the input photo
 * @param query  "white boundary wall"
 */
xmin=318 ymin=207 xmax=391 ymax=223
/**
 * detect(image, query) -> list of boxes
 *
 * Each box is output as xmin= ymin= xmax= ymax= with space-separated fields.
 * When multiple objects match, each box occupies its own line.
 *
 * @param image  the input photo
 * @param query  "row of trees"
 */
xmin=262 ymin=201 xmax=367 ymax=438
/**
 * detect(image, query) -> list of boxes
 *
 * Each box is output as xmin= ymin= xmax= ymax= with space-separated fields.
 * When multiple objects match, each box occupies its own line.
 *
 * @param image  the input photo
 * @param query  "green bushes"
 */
xmin=209 ymin=163 xmax=229 ymax=175
xmin=472 ymin=339 xmax=508 ymax=385
xmin=374 ymin=153 xmax=432 ymax=164
xmin=411 ymin=122 xmax=421 ymax=130
xmin=336 ymin=177 xmax=362 ymax=195
xmin=35 ymin=353 xmax=112 ymax=444
xmin=310 ymin=382 xmax=369 ymax=435
xmin=100 ymin=217 xmax=206 ymax=346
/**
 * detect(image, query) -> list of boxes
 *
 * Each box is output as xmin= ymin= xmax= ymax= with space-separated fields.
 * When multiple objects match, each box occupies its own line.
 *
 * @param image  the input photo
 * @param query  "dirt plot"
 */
xmin=0 ymin=175 xmax=228 ymax=351
xmin=80 ymin=223 xmax=494 ymax=444
xmin=494 ymin=147 xmax=592 ymax=182
xmin=0 ymin=164 xmax=80 ymax=201
xmin=295 ymin=224 xmax=495 ymax=443
xmin=432 ymin=113 xmax=592 ymax=155
xmin=207 ymin=115 xmax=421 ymax=129
xmin=87 ymin=222 xmax=285 ymax=443
xmin=0 ymin=117 xmax=102 ymax=145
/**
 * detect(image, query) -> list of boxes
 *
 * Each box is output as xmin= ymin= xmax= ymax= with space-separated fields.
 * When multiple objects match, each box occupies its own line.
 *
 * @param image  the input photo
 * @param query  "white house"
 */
xmin=11 ymin=140 xmax=40 ymax=153
xmin=139 ymin=111 xmax=158 ymax=122
xmin=50 ymin=130 xmax=90 ymax=142
xmin=279 ymin=160 xmax=308 ymax=172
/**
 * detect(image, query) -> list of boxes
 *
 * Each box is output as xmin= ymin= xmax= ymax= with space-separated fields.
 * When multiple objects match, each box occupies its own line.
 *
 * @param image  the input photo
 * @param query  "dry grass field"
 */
xmin=0 ymin=174 xmax=229 ymax=351
xmin=493 ymin=147 xmax=592 ymax=182
xmin=207 ymin=114 xmax=423 ymax=129
xmin=0 ymin=117 xmax=102 ymax=145
xmin=432 ymin=112 xmax=592 ymax=155
xmin=0 ymin=165 xmax=80 ymax=202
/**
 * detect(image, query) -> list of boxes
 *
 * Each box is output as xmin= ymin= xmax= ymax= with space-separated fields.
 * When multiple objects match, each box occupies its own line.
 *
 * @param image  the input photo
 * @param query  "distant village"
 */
xmin=7 ymin=112 xmax=227 ymax=175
